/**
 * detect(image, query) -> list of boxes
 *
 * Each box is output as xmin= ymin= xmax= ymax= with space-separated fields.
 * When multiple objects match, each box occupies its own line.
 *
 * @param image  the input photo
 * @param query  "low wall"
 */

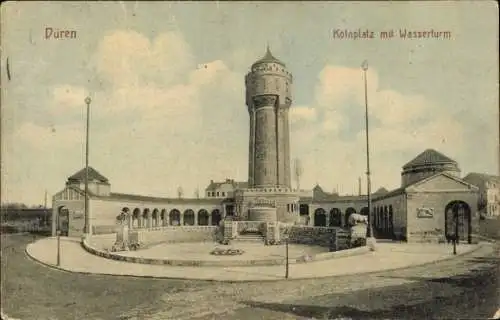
xmin=285 ymin=226 xmax=337 ymax=247
xmin=81 ymin=237 xmax=369 ymax=267
xmin=135 ymin=226 xmax=218 ymax=245
xmin=92 ymin=225 xmax=117 ymax=235
xmin=88 ymin=226 xmax=218 ymax=249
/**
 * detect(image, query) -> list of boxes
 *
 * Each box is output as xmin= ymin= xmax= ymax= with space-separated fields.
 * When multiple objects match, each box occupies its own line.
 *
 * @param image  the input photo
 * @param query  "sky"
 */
xmin=1 ymin=1 xmax=498 ymax=206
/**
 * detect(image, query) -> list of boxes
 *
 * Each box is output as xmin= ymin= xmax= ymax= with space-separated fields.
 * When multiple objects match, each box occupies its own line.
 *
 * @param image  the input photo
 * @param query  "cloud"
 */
xmin=52 ymin=85 xmax=88 ymax=111
xmin=290 ymin=64 xmax=466 ymax=194
xmin=0 ymin=31 xmax=473 ymax=205
xmin=95 ymin=30 xmax=194 ymax=88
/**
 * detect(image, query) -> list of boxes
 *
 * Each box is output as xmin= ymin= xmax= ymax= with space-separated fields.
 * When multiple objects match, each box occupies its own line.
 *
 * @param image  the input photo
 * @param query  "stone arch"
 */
xmin=169 ymin=209 xmax=181 ymax=226
xmin=389 ymin=205 xmax=394 ymax=237
xmin=211 ymin=209 xmax=221 ymax=226
xmin=299 ymin=204 xmax=310 ymax=216
xmin=198 ymin=209 xmax=209 ymax=226
xmin=329 ymin=208 xmax=342 ymax=227
xmin=383 ymin=206 xmax=388 ymax=232
xmin=57 ymin=206 xmax=69 ymax=236
xmin=379 ymin=207 xmax=383 ymax=230
xmin=445 ymin=201 xmax=471 ymax=243
xmin=132 ymin=208 xmax=141 ymax=228
xmin=299 ymin=204 xmax=310 ymax=225
xmin=160 ymin=209 xmax=167 ymax=226
xmin=360 ymin=207 xmax=369 ymax=216
xmin=314 ymin=208 xmax=326 ymax=226
xmin=344 ymin=207 xmax=356 ymax=226
xmin=152 ymin=209 xmax=159 ymax=227
xmin=183 ymin=209 xmax=195 ymax=226
xmin=142 ymin=208 xmax=151 ymax=228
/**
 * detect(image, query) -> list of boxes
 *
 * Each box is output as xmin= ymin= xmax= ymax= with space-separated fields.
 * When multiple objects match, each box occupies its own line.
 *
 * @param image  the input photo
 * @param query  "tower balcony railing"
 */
xmin=241 ymin=187 xmax=297 ymax=194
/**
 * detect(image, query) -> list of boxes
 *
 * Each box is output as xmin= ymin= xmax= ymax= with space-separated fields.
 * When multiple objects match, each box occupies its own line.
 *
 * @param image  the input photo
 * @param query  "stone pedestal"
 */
xmin=223 ymin=221 xmax=233 ymax=243
xmin=112 ymin=225 xmax=131 ymax=252
xmin=274 ymin=222 xmax=281 ymax=243
xmin=116 ymin=225 xmax=129 ymax=243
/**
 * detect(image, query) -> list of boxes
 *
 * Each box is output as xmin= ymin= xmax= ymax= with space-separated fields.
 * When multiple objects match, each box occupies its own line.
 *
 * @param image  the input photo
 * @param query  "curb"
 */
xmin=24 ymin=241 xmax=491 ymax=283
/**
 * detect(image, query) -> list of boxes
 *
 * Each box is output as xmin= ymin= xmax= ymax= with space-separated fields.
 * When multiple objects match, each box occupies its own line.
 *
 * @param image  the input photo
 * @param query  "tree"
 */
xmin=2 ymin=203 xmax=28 ymax=209
xmin=293 ymin=158 xmax=303 ymax=190
xmin=194 ymin=187 xmax=200 ymax=199
xmin=177 ymin=186 xmax=184 ymax=199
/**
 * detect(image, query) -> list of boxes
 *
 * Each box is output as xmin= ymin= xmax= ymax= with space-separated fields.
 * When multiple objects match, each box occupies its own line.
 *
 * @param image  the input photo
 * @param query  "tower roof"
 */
xmin=67 ymin=167 xmax=109 ymax=184
xmin=403 ymin=149 xmax=457 ymax=169
xmin=251 ymin=46 xmax=285 ymax=68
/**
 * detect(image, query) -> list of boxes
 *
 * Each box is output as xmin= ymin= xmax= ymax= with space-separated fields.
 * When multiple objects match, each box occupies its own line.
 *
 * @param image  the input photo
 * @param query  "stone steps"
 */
xmin=233 ymin=234 xmax=265 ymax=242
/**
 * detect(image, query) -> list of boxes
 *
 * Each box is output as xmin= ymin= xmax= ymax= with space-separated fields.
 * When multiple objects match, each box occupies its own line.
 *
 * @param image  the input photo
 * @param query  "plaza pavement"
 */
xmin=25 ymin=237 xmax=491 ymax=282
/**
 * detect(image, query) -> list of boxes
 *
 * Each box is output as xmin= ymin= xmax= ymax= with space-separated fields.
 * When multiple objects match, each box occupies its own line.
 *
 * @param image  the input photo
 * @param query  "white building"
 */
xmin=463 ymin=172 xmax=500 ymax=217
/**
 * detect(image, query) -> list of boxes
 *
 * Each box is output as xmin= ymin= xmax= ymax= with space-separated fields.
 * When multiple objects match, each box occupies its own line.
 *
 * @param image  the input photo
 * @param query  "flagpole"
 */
xmin=362 ymin=60 xmax=374 ymax=240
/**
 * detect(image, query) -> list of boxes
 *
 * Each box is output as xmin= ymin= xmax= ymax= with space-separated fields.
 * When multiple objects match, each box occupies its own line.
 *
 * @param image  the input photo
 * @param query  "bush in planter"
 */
xmin=210 ymin=247 xmax=244 ymax=256
xmin=129 ymin=242 xmax=141 ymax=251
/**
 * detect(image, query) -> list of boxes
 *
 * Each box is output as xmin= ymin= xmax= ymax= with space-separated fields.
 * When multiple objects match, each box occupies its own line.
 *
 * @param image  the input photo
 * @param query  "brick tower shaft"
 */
xmin=246 ymin=47 xmax=293 ymax=189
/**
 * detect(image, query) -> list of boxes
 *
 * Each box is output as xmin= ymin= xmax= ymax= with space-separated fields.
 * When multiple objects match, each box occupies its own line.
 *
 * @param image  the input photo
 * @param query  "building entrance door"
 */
xmin=445 ymin=201 xmax=471 ymax=244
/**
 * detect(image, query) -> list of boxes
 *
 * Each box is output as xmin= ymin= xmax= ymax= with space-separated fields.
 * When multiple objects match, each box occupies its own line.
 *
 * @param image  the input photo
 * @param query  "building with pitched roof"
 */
xmin=369 ymin=150 xmax=479 ymax=243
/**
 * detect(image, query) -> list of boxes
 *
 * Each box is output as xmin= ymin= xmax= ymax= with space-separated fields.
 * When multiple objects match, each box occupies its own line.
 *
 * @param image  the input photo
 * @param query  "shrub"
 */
xmin=351 ymin=238 xmax=366 ymax=248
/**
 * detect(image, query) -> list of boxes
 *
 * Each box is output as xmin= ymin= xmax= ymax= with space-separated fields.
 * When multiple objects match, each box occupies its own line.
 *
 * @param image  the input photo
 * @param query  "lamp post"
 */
xmin=56 ymin=230 xmax=61 ymax=266
xmin=283 ymin=227 xmax=290 ymax=279
xmin=453 ymin=203 xmax=461 ymax=255
xmin=84 ymin=96 xmax=91 ymax=236
xmin=362 ymin=60 xmax=374 ymax=239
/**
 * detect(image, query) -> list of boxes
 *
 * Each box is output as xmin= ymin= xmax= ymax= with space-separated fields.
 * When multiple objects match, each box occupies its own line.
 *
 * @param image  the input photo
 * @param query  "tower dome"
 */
xmin=251 ymin=46 xmax=286 ymax=68
xmin=401 ymin=149 xmax=460 ymax=187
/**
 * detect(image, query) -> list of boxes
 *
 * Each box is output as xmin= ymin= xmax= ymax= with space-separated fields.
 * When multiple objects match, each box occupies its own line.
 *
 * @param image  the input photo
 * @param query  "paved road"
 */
xmin=2 ymin=234 xmax=498 ymax=320
xmin=122 ymin=243 xmax=499 ymax=320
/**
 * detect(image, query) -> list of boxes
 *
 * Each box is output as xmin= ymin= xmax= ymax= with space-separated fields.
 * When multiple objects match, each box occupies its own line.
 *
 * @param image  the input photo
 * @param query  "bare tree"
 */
xmin=177 ymin=186 xmax=184 ymax=199
xmin=293 ymin=158 xmax=303 ymax=190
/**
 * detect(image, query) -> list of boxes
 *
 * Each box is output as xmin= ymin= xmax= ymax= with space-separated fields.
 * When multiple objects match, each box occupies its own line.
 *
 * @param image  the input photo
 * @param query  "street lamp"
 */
xmin=84 ymin=96 xmax=91 ymax=236
xmin=282 ymin=227 xmax=291 ymax=279
xmin=452 ymin=203 xmax=461 ymax=255
xmin=361 ymin=60 xmax=374 ymax=239
xmin=56 ymin=230 xmax=61 ymax=266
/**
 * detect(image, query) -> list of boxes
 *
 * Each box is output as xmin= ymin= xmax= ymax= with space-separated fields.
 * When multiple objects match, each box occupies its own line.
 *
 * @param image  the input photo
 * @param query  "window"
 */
xmin=216 ymin=192 xmax=220 ymax=197
xmin=222 ymin=192 xmax=225 ymax=197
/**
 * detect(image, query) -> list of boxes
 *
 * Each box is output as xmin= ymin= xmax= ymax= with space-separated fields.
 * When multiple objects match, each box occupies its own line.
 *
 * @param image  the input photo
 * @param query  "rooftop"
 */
xmin=67 ymin=167 xmax=109 ymax=184
xmin=251 ymin=46 xmax=285 ymax=68
xmin=403 ymin=149 xmax=457 ymax=169
xmin=463 ymin=172 xmax=500 ymax=184
xmin=206 ymin=179 xmax=248 ymax=191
